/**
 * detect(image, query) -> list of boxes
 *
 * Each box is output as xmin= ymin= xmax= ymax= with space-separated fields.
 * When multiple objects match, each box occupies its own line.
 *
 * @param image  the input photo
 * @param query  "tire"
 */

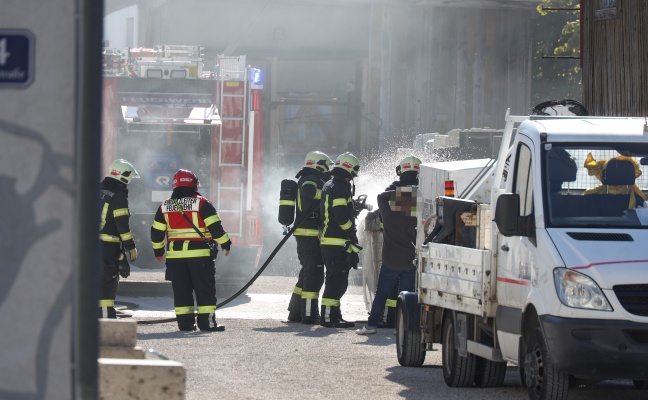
xmin=474 ymin=356 xmax=507 ymax=388
xmin=633 ymin=380 xmax=648 ymax=390
xmin=442 ymin=312 xmax=476 ymax=387
xmin=524 ymin=327 xmax=569 ymax=400
xmin=396 ymin=301 xmax=426 ymax=367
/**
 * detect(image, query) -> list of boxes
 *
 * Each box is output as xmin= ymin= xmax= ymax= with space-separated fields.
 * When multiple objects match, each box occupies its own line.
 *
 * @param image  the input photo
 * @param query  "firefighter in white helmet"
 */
xmin=285 ymin=151 xmax=333 ymax=324
xmin=150 ymin=169 xmax=232 ymax=332
xmin=319 ymin=152 xmax=362 ymax=328
xmin=99 ymin=159 xmax=139 ymax=319
xmin=357 ymin=155 xmax=421 ymax=334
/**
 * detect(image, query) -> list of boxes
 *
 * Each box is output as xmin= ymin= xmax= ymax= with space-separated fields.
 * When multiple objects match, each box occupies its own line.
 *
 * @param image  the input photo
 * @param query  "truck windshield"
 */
xmin=544 ymin=144 xmax=648 ymax=228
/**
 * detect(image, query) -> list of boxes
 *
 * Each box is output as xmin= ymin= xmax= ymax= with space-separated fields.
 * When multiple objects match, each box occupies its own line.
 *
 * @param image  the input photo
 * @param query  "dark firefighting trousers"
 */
xmin=99 ymin=243 xmax=121 ymax=319
xmin=166 ymin=259 xmax=218 ymax=331
xmin=287 ymin=236 xmax=324 ymax=322
xmin=383 ymin=281 xmax=399 ymax=327
xmin=100 ymin=261 xmax=119 ymax=319
xmin=320 ymin=246 xmax=351 ymax=324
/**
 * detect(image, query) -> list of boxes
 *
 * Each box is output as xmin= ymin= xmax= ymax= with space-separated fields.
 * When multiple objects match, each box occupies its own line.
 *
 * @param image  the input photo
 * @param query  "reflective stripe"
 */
xmin=301 ymin=291 xmax=318 ymax=300
xmin=175 ymin=306 xmax=194 ymax=315
xmin=385 ymin=299 xmax=397 ymax=308
xmin=152 ymin=240 xmax=165 ymax=250
xmin=168 ymin=227 xmax=212 ymax=241
xmin=321 ymin=298 xmax=340 ymax=307
xmin=204 ymin=214 xmax=221 ymax=226
xmin=99 ymin=299 xmax=114 ymax=307
xmin=113 ymin=208 xmax=129 ymax=217
xmin=332 ymin=198 xmax=348 ymax=207
xmin=320 ymin=237 xmax=347 ymax=246
xmin=120 ymin=232 xmax=133 ymax=241
xmin=152 ymin=220 xmax=166 ymax=231
xmin=340 ymin=220 xmax=352 ymax=230
xmin=292 ymin=286 xmax=302 ymax=296
xmin=214 ymin=232 xmax=231 ymax=245
xmin=197 ymin=305 xmax=216 ymax=314
xmin=100 ymin=233 xmax=120 ymax=243
xmin=279 ymin=200 xmax=295 ymax=206
xmin=294 ymin=228 xmax=319 ymax=237
xmin=315 ymin=188 xmax=321 ymax=200
xmin=99 ymin=203 xmax=109 ymax=231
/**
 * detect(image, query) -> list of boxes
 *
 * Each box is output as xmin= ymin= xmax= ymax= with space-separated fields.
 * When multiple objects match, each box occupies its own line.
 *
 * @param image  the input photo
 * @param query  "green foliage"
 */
xmin=531 ymin=0 xmax=582 ymax=106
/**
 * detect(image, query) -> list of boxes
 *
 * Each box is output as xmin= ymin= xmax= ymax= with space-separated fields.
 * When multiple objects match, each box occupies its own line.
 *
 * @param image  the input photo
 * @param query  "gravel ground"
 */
xmin=122 ymin=272 xmax=645 ymax=400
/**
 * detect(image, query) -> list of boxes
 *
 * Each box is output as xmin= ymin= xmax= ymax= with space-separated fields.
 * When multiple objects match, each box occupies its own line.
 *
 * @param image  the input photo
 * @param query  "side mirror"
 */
xmin=495 ymin=194 xmax=522 ymax=237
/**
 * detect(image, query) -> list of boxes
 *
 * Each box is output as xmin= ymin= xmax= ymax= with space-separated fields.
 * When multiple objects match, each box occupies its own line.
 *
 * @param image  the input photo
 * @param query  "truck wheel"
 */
xmin=396 ymin=301 xmax=425 ymax=367
xmin=633 ymin=380 xmax=648 ymax=390
xmin=474 ymin=356 xmax=507 ymax=388
xmin=442 ymin=312 xmax=476 ymax=387
xmin=524 ymin=328 xmax=568 ymax=400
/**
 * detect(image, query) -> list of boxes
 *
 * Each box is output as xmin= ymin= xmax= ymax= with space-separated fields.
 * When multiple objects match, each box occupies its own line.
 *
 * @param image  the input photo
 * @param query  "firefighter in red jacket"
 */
xmin=99 ymin=159 xmax=139 ymax=319
xmin=150 ymin=169 xmax=232 ymax=332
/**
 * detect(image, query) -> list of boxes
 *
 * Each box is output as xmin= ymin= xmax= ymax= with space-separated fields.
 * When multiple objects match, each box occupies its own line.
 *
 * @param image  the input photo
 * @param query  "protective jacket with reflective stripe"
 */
xmin=150 ymin=193 xmax=230 ymax=261
xmin=99 ymin=178 xmax=135 ymax=250
xmin=320 ymin=176 xmax=356 ymax=247
xmin=294 ymin=169 xmax=325 ymax=237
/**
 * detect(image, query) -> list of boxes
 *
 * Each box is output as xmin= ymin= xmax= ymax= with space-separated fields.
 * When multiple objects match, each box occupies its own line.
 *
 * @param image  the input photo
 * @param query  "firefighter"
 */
xmin=99 ymin=159 xmax=139 ymax=319
xmin=357 ymin=156 xmax=421 ymax=335
xmin=319 ymin=152 xmax=362 ymax=328
xmin=150 ymin=169 xmax=232 ymax=332
xmin=380 ymin=155 xmax=421 ymax=328
xmin=286 ymin=151 xmax=333 ymax=324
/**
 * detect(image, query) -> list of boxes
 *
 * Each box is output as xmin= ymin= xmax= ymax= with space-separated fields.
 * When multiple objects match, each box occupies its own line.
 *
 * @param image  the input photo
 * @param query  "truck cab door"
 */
xmin=496 ymin=138 xmax=536 ymax=310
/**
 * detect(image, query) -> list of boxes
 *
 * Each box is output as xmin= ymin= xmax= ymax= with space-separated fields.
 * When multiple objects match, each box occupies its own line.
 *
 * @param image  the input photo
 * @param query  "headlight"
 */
xmin=553 ymin=268 xmax=612 ymax=311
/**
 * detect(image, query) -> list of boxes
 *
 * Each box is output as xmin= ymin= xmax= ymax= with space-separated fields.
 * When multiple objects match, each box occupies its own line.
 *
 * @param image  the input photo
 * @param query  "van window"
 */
xmin=515 ymin=144 xmax=533 ymax=216
xmin=544 ymin=143 xmax=648 ymax=228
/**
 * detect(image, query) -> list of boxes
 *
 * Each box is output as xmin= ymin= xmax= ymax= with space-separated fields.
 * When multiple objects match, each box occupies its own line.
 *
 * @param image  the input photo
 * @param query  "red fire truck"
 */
xmin=102 ymin=46 xmax=264 ymax=289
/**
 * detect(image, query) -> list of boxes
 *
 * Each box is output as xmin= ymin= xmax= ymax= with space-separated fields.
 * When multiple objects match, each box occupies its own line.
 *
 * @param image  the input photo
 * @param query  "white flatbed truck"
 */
xmin=396 ymin=110 xmax=648 ymax=400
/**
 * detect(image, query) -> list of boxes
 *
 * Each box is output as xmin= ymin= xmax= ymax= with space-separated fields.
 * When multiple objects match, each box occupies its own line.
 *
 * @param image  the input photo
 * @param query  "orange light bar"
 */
xmin=445 ymin=180 xmax=455 ymax=197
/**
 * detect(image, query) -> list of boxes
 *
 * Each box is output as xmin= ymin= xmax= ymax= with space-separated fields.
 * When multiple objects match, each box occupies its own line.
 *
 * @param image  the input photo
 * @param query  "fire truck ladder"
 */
xmin=216 ymin=55 xmax=248 ymax=237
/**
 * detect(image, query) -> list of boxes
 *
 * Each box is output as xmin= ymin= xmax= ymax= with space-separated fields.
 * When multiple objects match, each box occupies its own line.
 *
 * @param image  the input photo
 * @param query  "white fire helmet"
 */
xmin=304 ymin=151 xmax=333 ymax=173
xmin=106 ymin=159 xmax=140 ymax=185
xmin=397 ymin=155 xmax=422 ymax=176
xmin=334 ymin=152 xmax=360 ymax=177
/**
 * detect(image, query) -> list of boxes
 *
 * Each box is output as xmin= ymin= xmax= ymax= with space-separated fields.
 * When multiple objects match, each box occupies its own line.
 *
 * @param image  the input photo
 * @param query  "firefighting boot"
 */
xmin=197 ymin=313 xmax=225 ymax=332
xmin=287 ymin=286 xmax=303 ymax=322
xmin=378 ymin=300 xmax=397 ymax=328
xmin=300 ymin=296 xmax=320 ymax=324
xmin=177 ymin=314 xmax=197 ymax=332
xmin=319 ymin=304 xmax=355 ymax=328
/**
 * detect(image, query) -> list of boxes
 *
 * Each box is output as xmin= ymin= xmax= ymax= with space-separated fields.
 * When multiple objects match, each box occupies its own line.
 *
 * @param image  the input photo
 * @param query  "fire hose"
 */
xmin=117 ymin=195 xmax=371 ymax=324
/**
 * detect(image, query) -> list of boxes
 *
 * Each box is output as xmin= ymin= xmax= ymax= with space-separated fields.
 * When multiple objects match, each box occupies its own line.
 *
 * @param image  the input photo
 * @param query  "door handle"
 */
xmin=501 ymin=244 xmax=509 ymax=252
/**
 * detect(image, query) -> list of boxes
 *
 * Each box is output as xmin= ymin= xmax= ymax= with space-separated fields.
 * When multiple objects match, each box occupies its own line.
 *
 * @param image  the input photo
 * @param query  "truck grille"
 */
xmin=613 ymin=284 xmax=648 ymax=317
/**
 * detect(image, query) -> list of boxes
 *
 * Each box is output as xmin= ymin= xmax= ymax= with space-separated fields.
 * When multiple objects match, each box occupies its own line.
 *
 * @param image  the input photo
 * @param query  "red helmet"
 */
xmin=172 ymin=169 xmax=199 ymax=189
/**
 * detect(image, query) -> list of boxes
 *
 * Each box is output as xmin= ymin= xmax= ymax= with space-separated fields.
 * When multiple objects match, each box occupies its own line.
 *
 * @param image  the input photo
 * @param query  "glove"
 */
xmin=128 ymin=248 xmax=138 ymax=262
xmin=346 ymin=251 xmax=359 ymax=270
xmin=344 ymin=241 xmax=363 ymax=254
xmin=221 ymin=239 xmax=232 ymax=252
xmin=118 ymin=252 xmax=131 ymax=278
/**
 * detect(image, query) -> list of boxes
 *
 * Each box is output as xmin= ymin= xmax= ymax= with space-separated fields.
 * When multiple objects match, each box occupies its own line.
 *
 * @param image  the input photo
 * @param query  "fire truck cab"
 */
xmin=102 ymin=46 xmax=264 ymax=293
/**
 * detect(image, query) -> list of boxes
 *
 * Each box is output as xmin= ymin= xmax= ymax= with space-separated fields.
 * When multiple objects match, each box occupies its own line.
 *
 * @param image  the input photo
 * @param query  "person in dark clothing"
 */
xmin=99 ymin=159 xmax=140 ymax=319
xmin=377 ymin=155 xmax=422 ymax=328
xmin=150 ymin=169 xmax=232 ymax=332
xmin=319 ymin=152 xmax=362 ymax=328
xmin=357 ymin=156 xmax=421 ymax=334
xmin=286 ymin=151 xmax=333 ymax=324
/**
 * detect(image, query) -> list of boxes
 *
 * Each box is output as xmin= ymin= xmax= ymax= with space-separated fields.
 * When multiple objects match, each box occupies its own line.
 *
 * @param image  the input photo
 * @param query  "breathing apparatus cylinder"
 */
xmin=278 ymin=179 xmax=298 ymax=226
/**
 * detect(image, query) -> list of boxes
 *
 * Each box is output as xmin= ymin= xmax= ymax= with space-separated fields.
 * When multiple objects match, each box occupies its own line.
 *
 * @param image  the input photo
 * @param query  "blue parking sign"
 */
xmin=0 ymin=29 xmax=35 ymax=88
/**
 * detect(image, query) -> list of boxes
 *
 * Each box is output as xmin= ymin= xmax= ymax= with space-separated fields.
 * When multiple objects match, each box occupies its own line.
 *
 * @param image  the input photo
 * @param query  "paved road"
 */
xmin=119 ymin=275 xmax=645 ymax=400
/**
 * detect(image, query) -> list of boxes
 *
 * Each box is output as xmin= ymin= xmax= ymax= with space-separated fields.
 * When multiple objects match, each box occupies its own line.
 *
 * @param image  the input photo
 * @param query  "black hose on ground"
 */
xmin=119 ymin=201 xmax=318 ymax=325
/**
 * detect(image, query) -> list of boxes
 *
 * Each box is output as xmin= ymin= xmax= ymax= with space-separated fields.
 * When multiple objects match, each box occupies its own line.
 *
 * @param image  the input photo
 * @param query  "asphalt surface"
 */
xmin=116 ymin=271 xmax=645 ymax=400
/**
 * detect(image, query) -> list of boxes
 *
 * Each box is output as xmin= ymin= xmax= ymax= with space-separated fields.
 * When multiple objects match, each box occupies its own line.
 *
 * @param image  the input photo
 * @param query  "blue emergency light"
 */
xmin=250 ymin=68 xmax=262 ymax=85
